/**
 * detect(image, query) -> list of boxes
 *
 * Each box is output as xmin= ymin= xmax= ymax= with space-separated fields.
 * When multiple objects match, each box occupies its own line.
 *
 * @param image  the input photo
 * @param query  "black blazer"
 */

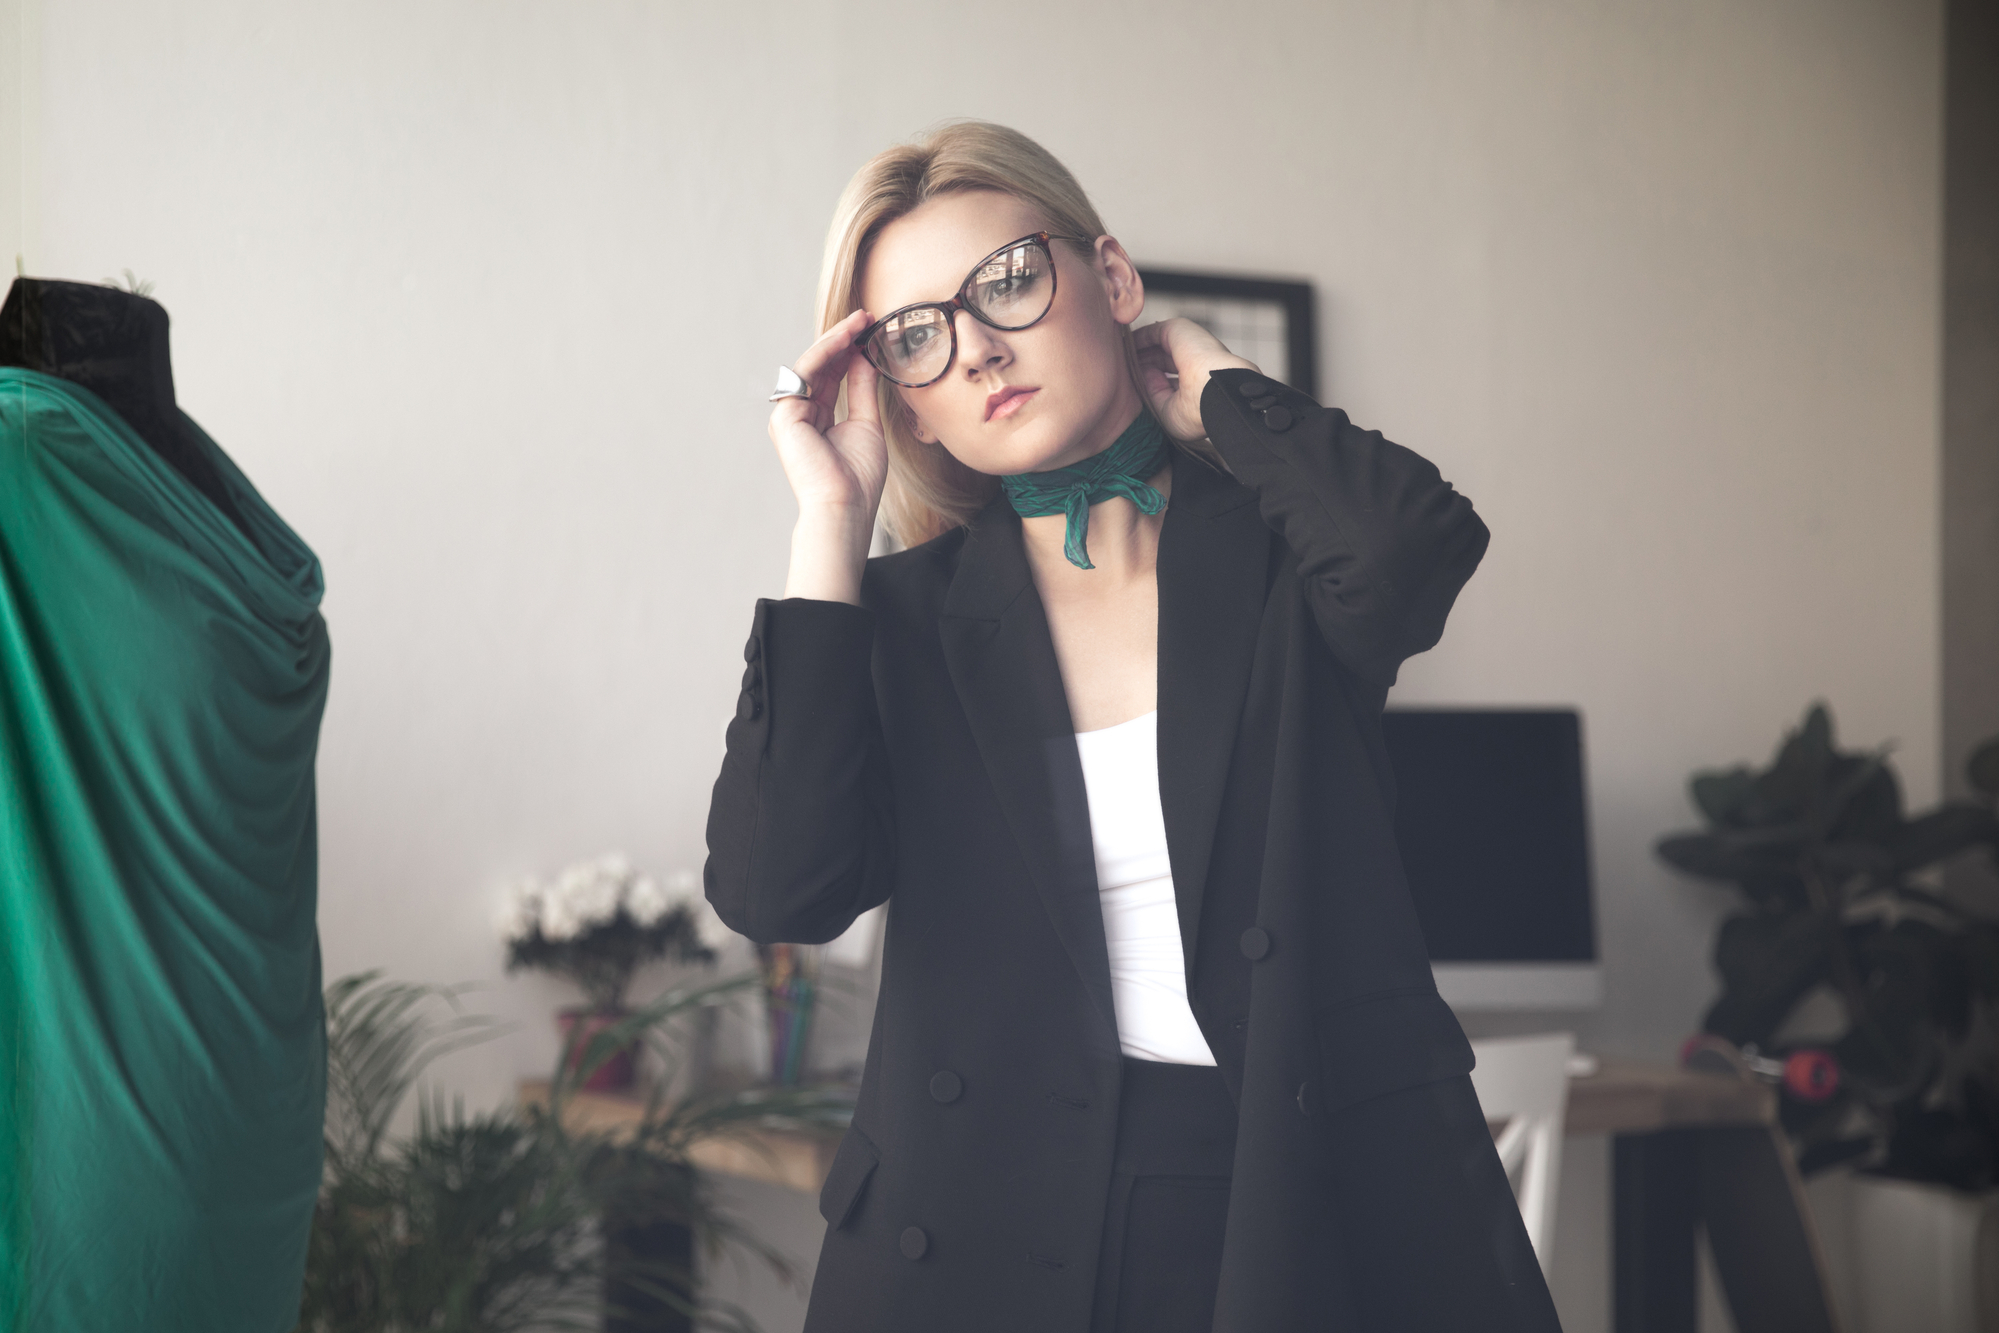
xmin=705 ymin=369 xmax=1562 ymax=1332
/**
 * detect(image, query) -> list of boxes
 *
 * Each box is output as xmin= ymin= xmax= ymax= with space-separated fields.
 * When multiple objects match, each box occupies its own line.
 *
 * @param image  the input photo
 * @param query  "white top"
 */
xmin=1072 ymin=710 xmax=1218 ymax=1066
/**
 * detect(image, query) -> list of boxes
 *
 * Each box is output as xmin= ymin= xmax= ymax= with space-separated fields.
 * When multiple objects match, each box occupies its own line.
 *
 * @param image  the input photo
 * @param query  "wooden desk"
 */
xmin=528 ymin=1059 xmax=1774 ymax=1192
xmin=1564 ymin=1056 xmax=1775 ymax=1135
xmin=517 ymin=1080 xmax=843 ymax=1196
xmin=1566 ymin=1061 xmax=1835 ymax=1333
xmin=528 ymin=1061 xmax=1811 ymax=1333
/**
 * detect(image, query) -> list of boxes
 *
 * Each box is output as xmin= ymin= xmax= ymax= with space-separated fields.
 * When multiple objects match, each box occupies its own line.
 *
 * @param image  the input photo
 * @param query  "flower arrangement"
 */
xmin=498 ymin=853 xmax=726 ymax=1014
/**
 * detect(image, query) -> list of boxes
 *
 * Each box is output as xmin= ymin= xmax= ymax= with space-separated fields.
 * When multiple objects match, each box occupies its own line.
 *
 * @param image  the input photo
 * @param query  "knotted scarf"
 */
xmin=1000 ymin=412 xmax=1171 ymax=570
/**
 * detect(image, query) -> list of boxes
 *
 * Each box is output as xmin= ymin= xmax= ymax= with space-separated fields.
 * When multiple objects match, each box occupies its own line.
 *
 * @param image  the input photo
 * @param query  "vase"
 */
xmin=556 ymin=1007 xmax=638 ymax=1094
xmin=760 ymin=943 xmax=819 ymax=1086
xmin=1843 ymin=1172 xmax=1999 ymax=1333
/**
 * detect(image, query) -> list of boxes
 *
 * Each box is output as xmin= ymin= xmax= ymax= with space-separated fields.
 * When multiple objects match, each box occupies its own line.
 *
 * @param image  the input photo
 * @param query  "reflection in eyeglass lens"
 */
xmin=868 ymin=239 xmax=1057 ymax=383
xmin=880 ymin=307 xmax=949 ymax=374
xmin=972 ymin=245 xmax=1048 ymax=323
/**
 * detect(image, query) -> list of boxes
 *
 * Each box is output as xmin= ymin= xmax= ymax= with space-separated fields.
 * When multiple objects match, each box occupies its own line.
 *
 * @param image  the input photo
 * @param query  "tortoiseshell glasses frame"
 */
xmin=857 ymin=232 xmax=1087 ymax=389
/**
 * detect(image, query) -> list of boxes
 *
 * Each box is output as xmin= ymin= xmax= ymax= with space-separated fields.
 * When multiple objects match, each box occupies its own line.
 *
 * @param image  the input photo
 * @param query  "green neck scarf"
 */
xmin=999 ymin=412 xmax=1171 ymax=570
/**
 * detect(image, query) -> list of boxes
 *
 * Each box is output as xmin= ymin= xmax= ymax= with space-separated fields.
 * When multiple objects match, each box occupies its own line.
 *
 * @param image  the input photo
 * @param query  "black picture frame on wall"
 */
xmin=1136 ymin=268 xmax=1318 ymax=399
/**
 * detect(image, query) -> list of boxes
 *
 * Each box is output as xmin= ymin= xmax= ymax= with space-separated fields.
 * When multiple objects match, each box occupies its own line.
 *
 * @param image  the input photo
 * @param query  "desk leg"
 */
xmin=1614 ymin=1129 xmax=1700 ymax=1333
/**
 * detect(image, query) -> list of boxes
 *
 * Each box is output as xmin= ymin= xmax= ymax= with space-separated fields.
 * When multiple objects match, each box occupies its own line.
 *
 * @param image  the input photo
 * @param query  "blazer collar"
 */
xmin=938 ymin=498 xmax=1119 ymax=1050
xmin=937 ymin=451 xmax=1268 ymax=1043
xmin=1156 ymin=450 xmax=1268 ymax=970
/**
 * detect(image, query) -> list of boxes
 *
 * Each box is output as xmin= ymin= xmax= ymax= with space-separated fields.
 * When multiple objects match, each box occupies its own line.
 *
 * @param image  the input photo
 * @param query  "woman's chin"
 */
xmin=957 ymin=423 xmax=1083 ymax=478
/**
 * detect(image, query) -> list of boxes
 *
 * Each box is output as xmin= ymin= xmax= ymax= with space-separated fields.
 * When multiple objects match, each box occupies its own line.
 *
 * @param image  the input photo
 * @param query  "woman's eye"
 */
xmin=979 ymin=271 xmax=1039 ymax=308
xmin=892 ymin=323 xmax=938 ymax=356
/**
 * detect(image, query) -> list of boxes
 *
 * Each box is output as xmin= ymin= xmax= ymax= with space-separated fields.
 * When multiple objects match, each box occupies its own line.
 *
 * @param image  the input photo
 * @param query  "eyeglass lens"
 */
xmin=868 ymin=237 xmax=1057 ymax=387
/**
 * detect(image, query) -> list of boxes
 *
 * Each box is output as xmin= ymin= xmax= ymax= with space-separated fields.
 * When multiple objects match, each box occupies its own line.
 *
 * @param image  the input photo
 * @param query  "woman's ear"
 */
xmin=1094 ymin=236 xmax=1147 ymax=329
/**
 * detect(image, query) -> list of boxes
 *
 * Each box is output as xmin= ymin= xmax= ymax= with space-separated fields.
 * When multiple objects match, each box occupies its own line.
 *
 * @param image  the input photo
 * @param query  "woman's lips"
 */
xmin=985 ymin=386 xmax=1038 ymax=422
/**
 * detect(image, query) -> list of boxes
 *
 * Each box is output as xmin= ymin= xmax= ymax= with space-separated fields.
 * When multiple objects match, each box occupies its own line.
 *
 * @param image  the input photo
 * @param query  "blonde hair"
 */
xmin=816 ymin=121 xmax=1147 ymax=548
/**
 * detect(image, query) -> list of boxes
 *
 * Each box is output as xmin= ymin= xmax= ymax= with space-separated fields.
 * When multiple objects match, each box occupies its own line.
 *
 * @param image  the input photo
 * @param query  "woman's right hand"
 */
xmin=770 ymin=310 xmax=887 ymax=604
xmin=769 ymin=309 xmax=887 ymax=516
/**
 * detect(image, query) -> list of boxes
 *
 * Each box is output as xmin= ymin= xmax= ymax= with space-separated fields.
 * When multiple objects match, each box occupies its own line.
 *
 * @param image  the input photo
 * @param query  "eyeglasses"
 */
xmin=858 ymin=232 xmax=1085 ymax=388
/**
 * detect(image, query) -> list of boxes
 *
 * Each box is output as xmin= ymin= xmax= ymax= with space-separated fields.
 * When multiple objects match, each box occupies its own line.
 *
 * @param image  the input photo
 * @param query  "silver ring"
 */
xmin=768 ymin=366 xmax=811 ymax=403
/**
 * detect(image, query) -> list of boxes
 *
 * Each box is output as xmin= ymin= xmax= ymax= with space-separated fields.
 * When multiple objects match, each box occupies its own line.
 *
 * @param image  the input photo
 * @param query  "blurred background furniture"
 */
xmin=531 ymin=1052 xmax=1837 ymax=1333
xmin=519 ymin=1078 xmax=848 ymax=1194
xmin=1845 ymin=1175 xmax=1999 ymax=1333
xmin=1569 ymin=1058 xmax=1839 ymax=1333
xmin=1471 ymin=1032 xmax=1578 ymax=1269
xmin=1384 ymin=709 xmax=1603 ymax=1011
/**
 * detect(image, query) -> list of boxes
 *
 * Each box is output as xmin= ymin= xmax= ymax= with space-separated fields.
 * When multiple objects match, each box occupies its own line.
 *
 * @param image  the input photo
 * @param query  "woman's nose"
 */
xmin=954 ymin=310 xmax=1010 ymax=376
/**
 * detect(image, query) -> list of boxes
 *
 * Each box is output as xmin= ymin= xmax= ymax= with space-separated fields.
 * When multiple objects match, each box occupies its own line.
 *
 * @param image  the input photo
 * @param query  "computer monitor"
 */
xmin=1380 ymin=708 xmax=1600 ymax=1010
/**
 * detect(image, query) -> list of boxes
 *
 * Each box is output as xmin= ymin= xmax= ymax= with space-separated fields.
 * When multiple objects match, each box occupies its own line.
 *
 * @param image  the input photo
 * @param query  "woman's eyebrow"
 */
xmin=880 ymin=235 xmax=1028 ymax=311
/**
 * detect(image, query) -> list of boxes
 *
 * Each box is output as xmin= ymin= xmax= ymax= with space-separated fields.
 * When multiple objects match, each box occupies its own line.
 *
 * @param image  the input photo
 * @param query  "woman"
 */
xmin=705 ymin=121 xmax=1560 ymax=1333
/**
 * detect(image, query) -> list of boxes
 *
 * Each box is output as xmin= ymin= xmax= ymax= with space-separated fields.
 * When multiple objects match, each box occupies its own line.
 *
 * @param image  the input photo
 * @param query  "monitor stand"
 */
xmin=1433 ymin=962 xmax=1602 ymax=1010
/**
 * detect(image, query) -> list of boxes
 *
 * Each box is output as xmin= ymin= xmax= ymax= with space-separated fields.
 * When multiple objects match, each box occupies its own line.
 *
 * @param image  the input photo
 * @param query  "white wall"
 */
xmin=8 ymin=2 xmax=1942 ymax=1330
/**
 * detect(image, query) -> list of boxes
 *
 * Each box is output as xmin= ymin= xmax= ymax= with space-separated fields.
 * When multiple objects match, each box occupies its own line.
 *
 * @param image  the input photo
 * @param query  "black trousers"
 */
xmin=1090 ymin=1057 xmax=1239 ymax=1333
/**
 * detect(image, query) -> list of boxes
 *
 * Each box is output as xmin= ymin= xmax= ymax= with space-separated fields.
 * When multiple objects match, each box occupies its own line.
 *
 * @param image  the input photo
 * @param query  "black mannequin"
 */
xmin=2 ymin=277 xmax=249 ymax=536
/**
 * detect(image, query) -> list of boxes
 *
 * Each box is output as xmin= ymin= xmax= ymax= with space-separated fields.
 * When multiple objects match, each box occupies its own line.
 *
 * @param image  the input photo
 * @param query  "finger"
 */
xmin=1133 ymin=323 xmax=1176 ymax=378
xmin=768 ymin=385 xmax=828 ymax=440
xmin=773 ymin=309 xmax=871 ymax=429
xmin=790 ymin=310 xmax=872 ymax=398
xmin=1137 ymin=315 xmax=1227 ymax=364
xmin=1133 ymin=315 xmax=1196 ymax=343
xmin=1141 ymin=371 xmax=1196 ymax=442
xmin=818 ymin=310 xmax=878 ymax=429
xmin=842 ymin=350 xmax=882 ymax=431
xmin=1135 ymin=351 xmax=1180 ymax=398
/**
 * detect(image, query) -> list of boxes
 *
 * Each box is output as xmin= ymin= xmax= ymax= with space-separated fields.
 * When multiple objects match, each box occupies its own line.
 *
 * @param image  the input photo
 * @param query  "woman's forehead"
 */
xmin=862 ymin=191 xmax=1051 ymax=312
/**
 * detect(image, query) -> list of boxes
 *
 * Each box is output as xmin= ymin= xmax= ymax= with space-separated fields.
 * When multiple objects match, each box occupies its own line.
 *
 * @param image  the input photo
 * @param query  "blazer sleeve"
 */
xmin=1199 ymin=367 xmax=1490 ymax=688
xmin=703 ymin=596 xmax=895 ymax=944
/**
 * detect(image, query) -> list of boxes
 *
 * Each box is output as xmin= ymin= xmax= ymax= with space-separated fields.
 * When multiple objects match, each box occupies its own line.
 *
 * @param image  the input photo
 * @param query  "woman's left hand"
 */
xmin=1133 ymin=317 xmax=1261 ymax=441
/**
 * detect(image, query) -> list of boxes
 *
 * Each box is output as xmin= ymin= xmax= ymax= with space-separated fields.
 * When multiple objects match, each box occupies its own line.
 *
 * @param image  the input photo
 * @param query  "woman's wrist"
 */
xmin=1180 ymin=356 xmax=1260 ymax=405
xmin=783 ymin=504 xmax=875 ymax=605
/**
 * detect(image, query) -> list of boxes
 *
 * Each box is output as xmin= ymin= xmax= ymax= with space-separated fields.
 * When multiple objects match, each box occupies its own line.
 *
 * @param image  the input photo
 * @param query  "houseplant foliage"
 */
xmin=1656 ymin=703 xmax=1999 ymax=1187
xmin=295 ymin=970 xmax=851 ymax=1333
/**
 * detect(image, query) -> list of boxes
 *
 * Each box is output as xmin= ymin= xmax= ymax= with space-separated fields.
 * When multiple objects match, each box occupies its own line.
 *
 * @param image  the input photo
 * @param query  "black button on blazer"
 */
xmin=705 ymin=370 xmax=1560 ymax=1333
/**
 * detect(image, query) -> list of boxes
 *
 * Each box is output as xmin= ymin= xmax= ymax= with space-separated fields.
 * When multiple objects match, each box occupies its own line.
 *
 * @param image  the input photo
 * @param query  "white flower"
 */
xmin=495 ymin=878 xmax=544 ymax=943
xmin=664 ymin=868 xmax=700 ymax=907
xmin=551 ymin=854 xmax=625 ymax=929
xmin=625 ymin=874 xmax=671 ymax=927
xmin=540 ymin=895 xmax=584 ymax=942
xmin=686 ymin=893 xmax=733 ymax=952
xmin=553 ymin=861 xmax=593 ymax=898
xmin=578 ymin=876 xmax=625 ymax=927
xmin=655 ymin=868 xmax=731 ymax=948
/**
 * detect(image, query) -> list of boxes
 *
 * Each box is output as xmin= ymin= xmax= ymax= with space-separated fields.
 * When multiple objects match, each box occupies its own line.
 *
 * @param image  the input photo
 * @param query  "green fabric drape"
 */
xmin=0 ymin=368 xmax=329 ymax=1332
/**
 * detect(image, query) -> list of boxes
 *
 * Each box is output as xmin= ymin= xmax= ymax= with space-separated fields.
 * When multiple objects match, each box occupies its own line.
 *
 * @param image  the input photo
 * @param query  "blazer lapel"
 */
xmin=1157 ymin=452 xmax=1270 ymax=971
xmin=938 ymin=500 xmax=1119 ymax=1047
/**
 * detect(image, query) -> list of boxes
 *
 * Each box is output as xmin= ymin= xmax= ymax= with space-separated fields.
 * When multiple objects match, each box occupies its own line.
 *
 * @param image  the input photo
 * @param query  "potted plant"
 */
xmin=499 ymin=854 xmax=724 ymax=1092
xmin=1656 ymin=704 xmax=1999 ymax=1330
xmin=297 ymin=969 xmax=851 ymax=1333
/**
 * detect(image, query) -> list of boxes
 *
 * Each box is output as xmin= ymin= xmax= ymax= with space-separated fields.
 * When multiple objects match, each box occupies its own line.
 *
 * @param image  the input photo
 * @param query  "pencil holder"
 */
xmin=758 ymin=942 xmax=820 ymax=1086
